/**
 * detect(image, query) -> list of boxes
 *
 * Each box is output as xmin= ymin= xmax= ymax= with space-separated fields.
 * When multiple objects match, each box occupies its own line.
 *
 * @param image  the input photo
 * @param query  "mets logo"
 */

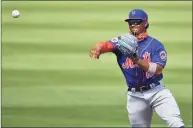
xmin=122 ymin=58 xmax=138 ymax=69
xmin=131 ymin=10 xmax=135 ymax=15
xmin=143 ymin=52 xmax=151 ymax=62
xmin=160 ymin=51 xmax=167 ymax=61
xmin=121 ymin=51 xmax=155 ymax=79
xmin=122 ymin=51 xmax=151 ymax=69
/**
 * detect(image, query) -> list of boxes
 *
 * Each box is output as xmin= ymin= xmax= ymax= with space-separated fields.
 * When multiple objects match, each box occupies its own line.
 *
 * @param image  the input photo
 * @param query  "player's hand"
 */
xmin=89 ymin=43 xmax=102 ymax=59
xmin=117 ymin=34 xmax=138 ymax=59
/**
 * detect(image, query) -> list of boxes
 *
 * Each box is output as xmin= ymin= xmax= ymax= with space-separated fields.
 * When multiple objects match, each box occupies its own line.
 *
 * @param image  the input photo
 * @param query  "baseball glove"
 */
xmin=117 ymin=34 xmax=138 ymax=59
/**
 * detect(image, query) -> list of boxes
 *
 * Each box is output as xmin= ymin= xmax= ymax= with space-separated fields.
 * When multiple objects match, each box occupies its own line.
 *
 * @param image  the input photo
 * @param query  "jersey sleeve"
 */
xmin=107 ymin=36 xmax=120 ymax=51
xmin=151 ymin=44 xmax=167 ymax=68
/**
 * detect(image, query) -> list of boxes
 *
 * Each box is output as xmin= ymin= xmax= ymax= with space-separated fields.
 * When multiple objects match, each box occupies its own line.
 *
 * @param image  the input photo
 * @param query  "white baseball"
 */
xmin=12 ymin=10 xmax=20 ymax=18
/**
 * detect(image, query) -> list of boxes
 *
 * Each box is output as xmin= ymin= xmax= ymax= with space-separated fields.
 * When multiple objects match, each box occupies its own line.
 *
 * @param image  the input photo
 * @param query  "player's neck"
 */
xmin=137 ymin=31 xmax=148 ymax=42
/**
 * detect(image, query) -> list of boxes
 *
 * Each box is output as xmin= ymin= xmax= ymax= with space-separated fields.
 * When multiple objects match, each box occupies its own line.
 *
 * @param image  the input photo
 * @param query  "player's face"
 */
xmin=127 ymin=19 xmax=146 ymax=35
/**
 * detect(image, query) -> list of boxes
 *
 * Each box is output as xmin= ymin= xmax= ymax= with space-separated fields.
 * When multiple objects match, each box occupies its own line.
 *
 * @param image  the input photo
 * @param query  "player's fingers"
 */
xmin=93 ymin=53 xmax=100 ymax=60
xmin=93 ymin=52 xmax=100 ymax=60
xmin=89 ymin=49 xmax=94 ymax=59
xmin=93 ymin=55 xmax=96 ymax=59
xmin=95 ymin=46 xmax=101 ymax=60
xmin=90 ymin=46 xmax=101 ymax=60
xmin=89 ymin=53 xmax=93 ymax=59
xmin=90 ymin=48 xmax=96 ymax=59
xmin=96 ymin=54 xmax=100 ymax=59
xmin=94 ymin=54 xmax=98 ymax=60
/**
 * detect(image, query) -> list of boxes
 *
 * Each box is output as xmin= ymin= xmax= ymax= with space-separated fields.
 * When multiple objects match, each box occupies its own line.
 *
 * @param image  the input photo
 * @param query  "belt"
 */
xmin=128 ymin=82 xmax=160 ymax=93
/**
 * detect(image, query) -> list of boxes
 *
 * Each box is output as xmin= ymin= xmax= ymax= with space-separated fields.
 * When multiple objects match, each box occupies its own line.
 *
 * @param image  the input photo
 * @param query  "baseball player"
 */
xmin=89 ymin=9 xmax=185 ymax=128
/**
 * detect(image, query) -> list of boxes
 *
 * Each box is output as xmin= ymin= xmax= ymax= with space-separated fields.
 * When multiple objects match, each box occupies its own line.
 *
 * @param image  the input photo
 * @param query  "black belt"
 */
xmin=128 ymin=82 xmax=160 ymax=93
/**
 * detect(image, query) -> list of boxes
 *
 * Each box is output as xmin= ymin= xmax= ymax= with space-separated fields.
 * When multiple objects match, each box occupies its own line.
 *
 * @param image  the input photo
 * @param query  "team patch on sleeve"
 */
xmin=160 ymin=51 xmax=167 ymax=61
xmin=110 ymin=37 xmax=119 ymax=43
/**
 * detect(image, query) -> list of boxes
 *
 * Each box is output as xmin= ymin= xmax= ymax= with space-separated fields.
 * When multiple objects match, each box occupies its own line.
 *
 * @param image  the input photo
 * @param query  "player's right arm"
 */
xmin=89 ymin=37 xmax=119 ymax=59
xmin=131 ymin=43 xmax=167 ymax=76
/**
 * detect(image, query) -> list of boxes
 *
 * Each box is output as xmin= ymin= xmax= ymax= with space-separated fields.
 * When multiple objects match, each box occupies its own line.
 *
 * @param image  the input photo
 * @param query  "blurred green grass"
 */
xmin=2 ymin=1 xmax=192 ymax=127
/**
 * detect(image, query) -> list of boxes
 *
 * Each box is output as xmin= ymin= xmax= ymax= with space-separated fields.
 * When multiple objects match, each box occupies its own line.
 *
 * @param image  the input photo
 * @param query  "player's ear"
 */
xmin=145 ymin=21 xmax=149 ymax=29
xmin=144 ymin=21 xmax=148 ymax=27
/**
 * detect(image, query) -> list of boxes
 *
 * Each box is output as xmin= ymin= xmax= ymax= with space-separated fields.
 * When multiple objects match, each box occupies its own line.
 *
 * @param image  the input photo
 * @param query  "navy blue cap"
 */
xmin=125 ymin=9 xmax=148 ymax=22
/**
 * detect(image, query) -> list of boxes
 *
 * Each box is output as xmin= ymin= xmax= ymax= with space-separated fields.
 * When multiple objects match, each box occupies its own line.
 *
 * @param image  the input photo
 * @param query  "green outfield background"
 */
xmin=2 ymin=1 xmax=192 ymax=127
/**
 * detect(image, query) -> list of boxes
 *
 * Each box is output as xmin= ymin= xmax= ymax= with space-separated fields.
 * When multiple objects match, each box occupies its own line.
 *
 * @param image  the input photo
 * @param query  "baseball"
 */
xmin=12 ymin=10 xmax=20 ymax=18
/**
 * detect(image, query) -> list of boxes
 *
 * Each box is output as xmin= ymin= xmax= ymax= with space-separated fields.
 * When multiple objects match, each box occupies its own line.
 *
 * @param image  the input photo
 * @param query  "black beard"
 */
xmin=130 ymin=28 xmax=139 ymax=36
xmin=131 ymin=29 xmax=146 ymax=36
xmin=132 ymin=30 xmax=138 ymax=36
xmin=132 ymin=32 xmax=137 ymax=36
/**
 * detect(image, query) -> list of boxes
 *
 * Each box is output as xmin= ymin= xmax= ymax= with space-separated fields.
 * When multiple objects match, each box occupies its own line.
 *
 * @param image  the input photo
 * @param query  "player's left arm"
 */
xmin=132 ymin=45 xmax=167 ymax=76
